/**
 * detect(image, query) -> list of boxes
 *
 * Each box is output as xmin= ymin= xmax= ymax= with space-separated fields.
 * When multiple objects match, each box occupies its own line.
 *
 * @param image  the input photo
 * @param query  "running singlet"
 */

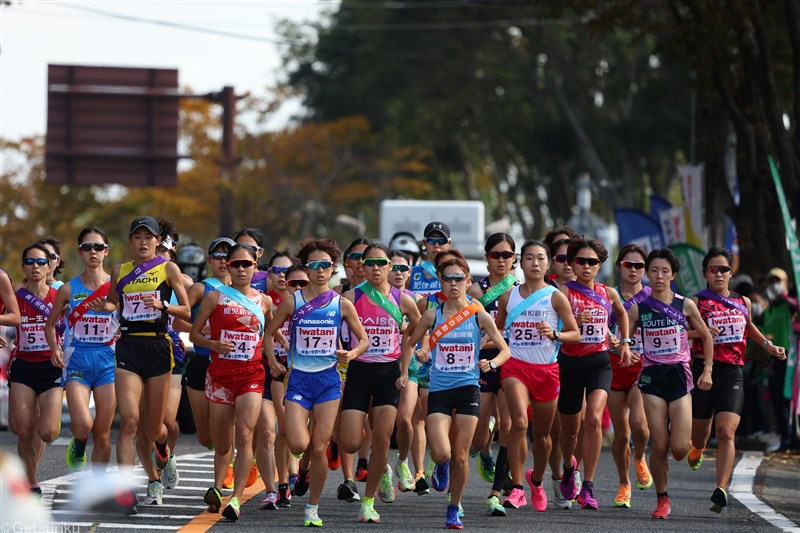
xmin=250 ymin=271 xmax=268 ymax=293
xmin=410 ymin=262 xmax=440 ymax=297
xmin=352 ymin=286 xmax=403 ymax=364
xmin=506 ymin=286 xmax=560 ymax=365
xmin=638 ymin=295 xmax=691 ymax=367
xmin=692 ymin=291 xmax=748 ymax=366
xmin=429 ymin=305 xmax=481 ymax=392
xmin=289 ymin=291 xmax=343 ymax=373
xmin=66 ymin=276 xmax=117 ymax=349
xmin=611 ymin=287 xmax=644 ymax=354
xmin=192 ymin=280 xmax=219 ymax=359
xmin=14 ymin=287 xmax=59 ymax=363
xmin=561 ymin=282 xmax=611 ymax=356
xmin=118 ymin=260 xmax=172 ymax=333
xmin=209 ymin=289 xmax=264 ymax=369
xmin=267 ymin=290 xmax=290 ymax=365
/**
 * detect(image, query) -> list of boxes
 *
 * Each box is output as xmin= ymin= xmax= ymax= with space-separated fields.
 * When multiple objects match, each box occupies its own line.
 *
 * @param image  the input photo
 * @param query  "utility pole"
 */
xmin=218 ymin=86 xmax=237 ymax=237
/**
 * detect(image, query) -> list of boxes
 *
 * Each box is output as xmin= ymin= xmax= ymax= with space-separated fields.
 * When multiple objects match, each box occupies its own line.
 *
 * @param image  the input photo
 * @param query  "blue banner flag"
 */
xmin=614 ymin=208 xmax=666 ymax=252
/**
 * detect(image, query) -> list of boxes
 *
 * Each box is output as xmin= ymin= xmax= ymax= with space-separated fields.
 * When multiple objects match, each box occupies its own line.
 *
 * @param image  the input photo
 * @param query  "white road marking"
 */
xmin=730 ymin=451 xmax=798 ymax=532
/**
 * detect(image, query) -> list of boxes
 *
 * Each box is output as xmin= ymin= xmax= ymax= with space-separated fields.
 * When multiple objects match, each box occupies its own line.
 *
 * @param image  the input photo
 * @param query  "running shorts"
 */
xmin=8 ymin=358 xmax=62 ymax=396
xmin=205 ymin=362 xmax=265 ymax=405
xmin=691 ymin=361 xmax=744 ymax=418
xmin=478 ymin=348 xmax=502 ymax=394
xmin=557 ymin=351 xmax=612 ymax=415
xmin=427 ymin=385 xmax=481 ymax=418
xmin=64 ymin=345 xmax=115 ymax=388
xmin=285 ymin=366 xmax=342 ymax=411
xmin=638 ymin=362 xmax=692 ymax=403
xmin=501 ymin=357 xmax=560 ymax=403
xmin=341 ymin=360 xmax=400 ymax=412
xmin=115 ymin=334 xmax=173 ymax=381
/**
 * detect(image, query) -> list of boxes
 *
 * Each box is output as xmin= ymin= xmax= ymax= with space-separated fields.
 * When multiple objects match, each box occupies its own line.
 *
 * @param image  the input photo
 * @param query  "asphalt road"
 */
xmin=1 ymin=422 xmax=796 ymax=533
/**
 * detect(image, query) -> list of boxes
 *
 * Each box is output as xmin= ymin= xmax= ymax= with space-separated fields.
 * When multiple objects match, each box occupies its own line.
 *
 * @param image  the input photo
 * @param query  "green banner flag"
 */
xmin=669 ymin=243 xmax=707 ymax=297
xmin=768 ymin=156 xmax=800 ymax=303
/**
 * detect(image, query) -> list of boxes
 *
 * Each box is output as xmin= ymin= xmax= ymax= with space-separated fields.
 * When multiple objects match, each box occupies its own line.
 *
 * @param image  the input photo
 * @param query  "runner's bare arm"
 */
xmin=477 ymin=310 xmax=510 ymax=370
xmin=44 ymin=283 xmax=71 ymax=368
xmin=550 ymin=291 xmax=581 ymax=343
xmin=684 ymin=298 xmax=713 ymax=390
xmin=89 ymin=264 xmax=120 ymax=313
xmin=0 ymin=271 xmax=21 ymax=327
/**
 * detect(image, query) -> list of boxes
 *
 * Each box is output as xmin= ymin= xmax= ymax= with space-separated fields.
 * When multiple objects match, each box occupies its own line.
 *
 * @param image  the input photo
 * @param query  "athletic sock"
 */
xmin=657 ymin=491 xmax=668 ymax=499
xmin=532 ymin=479 xmax=542 ymax=487
xmin=491 ymin=446 xmax=509 ymax=492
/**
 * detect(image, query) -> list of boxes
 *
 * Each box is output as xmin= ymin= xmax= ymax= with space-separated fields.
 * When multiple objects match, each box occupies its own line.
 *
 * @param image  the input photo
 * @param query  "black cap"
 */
xmin=208 ymin=237 xmax=236 ymax=255
xmin=129 ymin=216 xmax=160 ymax=236
xmin=423 ymin=221 xmax=450 ymax=239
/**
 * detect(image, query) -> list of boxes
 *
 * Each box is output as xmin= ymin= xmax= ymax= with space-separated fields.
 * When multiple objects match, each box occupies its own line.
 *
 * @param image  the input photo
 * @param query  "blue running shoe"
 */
xmin=432 ymin=460 xmax=449 ymax=492
xmin=445 ymin=504 xmax=463 ymax=529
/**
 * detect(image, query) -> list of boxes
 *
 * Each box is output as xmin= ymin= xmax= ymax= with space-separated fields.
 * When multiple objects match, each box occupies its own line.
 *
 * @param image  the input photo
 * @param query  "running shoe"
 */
xmin=288 ymin=472 xmax=299 ymax=495
xmin=635 ymin=458 xmax=653 ymax=489
xmin=304 ymin=505 xmax=323 ymax=527
xmin=485 ymin=495 xmax=507 ymax=516
xmin=337 ymin=479 xmax=361 ymax=503
xmin=326 ymin=439 xmax=341 ymax=470
xmin=575 ymin=470 xmax=583 ymax=493
xmin=277 ymin=483 xmax=292 ymax=507
xmin=414 ymin=471 xmax=431 ymax=495
xmin=359 ymin=497 xmax=381 ymax=523
xmin=710 ymin=486 xmax=728 ymax=514
xmin=66 ymin=436 xmax=87 ymax=471
xmin=526 ymin=470 xmax=547 ymax=512
xmin=552 ymin=478 xmax=572 ymax=510
xmin=294 ymin=469 xmax=310 ymax=497
xmin=502 ymin=487 xmax=527 ymax=509
xmin=379 ymin=464 xmax=396 ymax=503
xmin=145 ymin=480 xmax=163 ymax=505
xmin=204 ymin=486 xmax=222 ymax=513
xmin=478 ymin=451 xmax=495 ymax=483
xmin=161 ymin=455 xmax=180 ymax=489
xmin=395 ymin=461 xmax=415 ymax=492
xmin=113 ymin=488 xmax=139 ymax=516
xmin=687 ymin=446 xmax=704 ymax=470
xmin=447 ymin=492 xmax=464 ymax=517
xmin=261 ymin=490 xmax=279 ymax=510
xmin=652 ymin=495 xmax=671 ymax=519
xmin=578 ymin=485 xmax=598 ymax=510
xmin=152 ymin=442 xmax=170 ymax=470
xmin=223 ymin=463 xmax=235 ymax=489
xmin=222 ymin=496 xmax=240 ymax=521
xmin=246 ymin=460 xmax=260 ymax=488
xmin=613 ymin=483 xmax=631 ymax=508
xmin=560 ymin=456 xmax=578 ymax=501
xmin=431 ymin=460 xmax=449 ymax=492
xmin=355 ymin=461 xmax=369 ymax=482
xmin=445 ymin=504 xmax=463 ymax=529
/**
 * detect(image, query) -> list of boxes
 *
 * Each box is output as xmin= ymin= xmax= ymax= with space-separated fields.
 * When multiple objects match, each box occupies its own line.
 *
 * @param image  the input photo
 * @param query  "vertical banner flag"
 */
xmin=767 ymin=156 xmax=800 ymax=302
xmin=669 ymin=243 xmax=707 ymax=297
xmin=678 ymin=164 xmax=705 ymax=248
xmin=660 ymin=206 xmax=686 ymax=245
xmin=614 ymin=208 xmax=665 ymax=252
xmin=649 ymin=195 xmax=673 ymax=223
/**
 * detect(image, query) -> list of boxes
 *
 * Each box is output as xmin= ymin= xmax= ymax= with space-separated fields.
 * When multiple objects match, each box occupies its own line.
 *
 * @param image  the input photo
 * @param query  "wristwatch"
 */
xmin=553 ymin=329 xmax=560 ymax=341
xmin=162 ymin=300 xmax=171 ymax=311
xmin=489 ymin=360 xmax=498 ymax=370
xmin=622 ymin=337 xmax=633 ymax=345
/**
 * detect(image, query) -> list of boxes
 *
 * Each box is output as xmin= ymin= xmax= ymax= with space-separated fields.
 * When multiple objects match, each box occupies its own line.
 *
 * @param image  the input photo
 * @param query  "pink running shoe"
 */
xmin=525 ymin=469 xmax=547 ymax=512
xmin=578 ymin=486 xmax=598 ymax=510
xmin=560 ymin=456 xmax=578 ymax=501
xmin=502 ymin=487 xmax=527 ymax=509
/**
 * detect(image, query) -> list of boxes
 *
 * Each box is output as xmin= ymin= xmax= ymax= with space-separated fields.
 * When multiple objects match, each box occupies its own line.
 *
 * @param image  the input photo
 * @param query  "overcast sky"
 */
xmin=0 ymin=1 xmax=329 ymax=140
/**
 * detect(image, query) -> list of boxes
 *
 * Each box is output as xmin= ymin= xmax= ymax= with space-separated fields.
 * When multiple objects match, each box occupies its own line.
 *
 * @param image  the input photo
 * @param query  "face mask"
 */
xmin=766 ymin=282 xmax=784 ymax=300
xmin=750 ymin=301 xmax=763 ymax=318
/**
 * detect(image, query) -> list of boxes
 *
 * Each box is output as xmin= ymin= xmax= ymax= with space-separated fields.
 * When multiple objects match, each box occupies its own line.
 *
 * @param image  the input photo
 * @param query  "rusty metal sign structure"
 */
xmin=46 ymin=64 xmax=181 ymax=186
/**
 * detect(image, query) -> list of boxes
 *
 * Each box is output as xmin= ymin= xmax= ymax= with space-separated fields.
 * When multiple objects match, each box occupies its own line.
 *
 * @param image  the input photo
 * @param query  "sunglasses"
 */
xmin=227 ymin=259 xmax=257 ymax=269
xmin=79 ymin=241 xmax=108 ymax=252
xmin=573 ymin=257 xmax=601 ymax=267
xmin=288 ymin=279 xmax=310 ymax=288
xmin=23 ymin=257 xmax=50 ymax=266
xmin=424 ymin=237 xmax=449 ymax=246
xmin=48 ymin=252 xmax=60 ymax=261
xmin=487 ymin=251 xmax=516 ymax=260
xmin=305 ymin=260 xmax=334 ymax=270
xmin=554 ymin=254 xmax=568 ymax=264
xmin=441 ymin=273 xmax=467 ymax=283
xmin=706 ymin=265 xmax=732 ymax=274
xmin=346 ymin=251 xmax=364 ymax=261
xmin=210 ymin=252 xmax=228 ymax=260
xmin=268 ymin=266 xmax=290 ymax=275
xmin=620 ymin=261 xmax=645 ymax=270
xmin=363 ymin=257 xmax=391 ymax=268
xmin=391 ymin=264 xmax=411 ymax=273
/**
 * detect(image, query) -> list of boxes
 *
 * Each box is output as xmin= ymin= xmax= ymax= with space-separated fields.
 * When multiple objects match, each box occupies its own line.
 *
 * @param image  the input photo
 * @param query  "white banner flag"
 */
xmin=659 ymin=206 xmax=685 ymax=245
xmin=678 ymin=164 xmax=705 ymax=248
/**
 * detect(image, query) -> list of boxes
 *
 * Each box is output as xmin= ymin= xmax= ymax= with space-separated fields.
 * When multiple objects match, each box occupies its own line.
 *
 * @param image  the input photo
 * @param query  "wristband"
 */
xmin=763 ymin=339 xmax=773 ymax=350
xmin=622 ymin=337 xmax=632 ymax=345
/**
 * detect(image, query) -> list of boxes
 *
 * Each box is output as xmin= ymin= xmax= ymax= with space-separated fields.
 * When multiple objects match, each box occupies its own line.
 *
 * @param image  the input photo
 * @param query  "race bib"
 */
xmin=296 ymin=326 xmax=337 ymax=356
xmin=72 ymin=315 xmax=113 ymax=343
xmin=274 ymin=321 xmax=291 ymax=360
xmin=19 ymin=322 xmax=47 ymax=351
xmin=630 ymin=326 xmax=643 ymax=353
xmin=709 ymin=315 xmax=746 ymax=345
xmin=365 ymin=325 xmax=396 ymax=355
xmin=579 ymin=308 xmax=607 ymax=343
xmin=122 ymin=292 xmax=160 ymax=321
xmin=643 ymin=325 xmax=681 ymax=356
xmin=435 ymin=342 xmax=476 ymax=373
xmin=509 ymin=320 xmax=547 ymax=348
xmin=219 ymin=329 xmax=258 ymax=361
